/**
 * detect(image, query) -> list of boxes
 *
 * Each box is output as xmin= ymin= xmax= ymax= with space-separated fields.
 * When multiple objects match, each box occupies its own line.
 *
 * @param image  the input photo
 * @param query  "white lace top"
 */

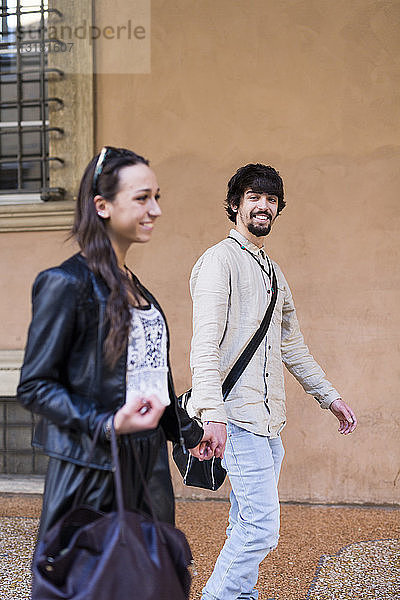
xmin=126 ymin=304 xmax=170 ymax=407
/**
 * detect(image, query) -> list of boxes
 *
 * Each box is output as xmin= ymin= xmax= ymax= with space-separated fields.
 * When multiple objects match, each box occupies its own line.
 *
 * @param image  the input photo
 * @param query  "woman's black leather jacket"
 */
xmin=17 ymin=253 xmax=203 ymax=470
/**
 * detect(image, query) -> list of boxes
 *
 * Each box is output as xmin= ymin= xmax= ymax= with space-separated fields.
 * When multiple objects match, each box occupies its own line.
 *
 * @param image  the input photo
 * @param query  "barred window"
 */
xmin=0 ymin=0 xmax=64 ymax=203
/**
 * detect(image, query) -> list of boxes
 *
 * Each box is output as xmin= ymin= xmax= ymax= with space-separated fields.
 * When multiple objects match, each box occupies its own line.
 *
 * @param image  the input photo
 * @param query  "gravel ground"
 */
xmin=0 ymin=516 xmax=35 ymax=600
xmin=0 ymin=494 xmax=399 ymax=600
xmin=306 ymin=539 xmax=400 ymax=599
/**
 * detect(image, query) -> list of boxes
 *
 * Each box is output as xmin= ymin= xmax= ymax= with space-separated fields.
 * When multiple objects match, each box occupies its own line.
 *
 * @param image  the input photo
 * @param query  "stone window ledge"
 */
xmin=0 ymin=201 xmax=75 ymax=233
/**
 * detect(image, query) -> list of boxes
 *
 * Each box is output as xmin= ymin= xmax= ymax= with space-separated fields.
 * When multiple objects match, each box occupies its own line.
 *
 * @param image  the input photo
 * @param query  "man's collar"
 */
xmin=228 ymin=229 xmax=265 ymax=257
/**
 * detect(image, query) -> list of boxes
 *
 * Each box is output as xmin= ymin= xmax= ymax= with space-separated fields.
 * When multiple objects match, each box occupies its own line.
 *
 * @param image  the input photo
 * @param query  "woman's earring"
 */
xmin=97 ymin=211 xmax=106 ymax=218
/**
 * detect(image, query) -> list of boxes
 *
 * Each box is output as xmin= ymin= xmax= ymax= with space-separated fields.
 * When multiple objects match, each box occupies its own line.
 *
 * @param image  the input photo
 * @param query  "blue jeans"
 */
xmin=201 ymin=422 xmax=285 ymax=600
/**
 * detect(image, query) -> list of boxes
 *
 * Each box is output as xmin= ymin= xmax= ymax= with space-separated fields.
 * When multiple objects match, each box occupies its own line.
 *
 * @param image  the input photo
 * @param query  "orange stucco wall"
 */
xmin=1 ymin=0 xmax=399 ymax=504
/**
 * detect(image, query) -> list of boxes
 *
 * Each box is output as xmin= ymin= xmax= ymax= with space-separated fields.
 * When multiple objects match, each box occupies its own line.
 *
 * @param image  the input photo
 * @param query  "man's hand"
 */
xmin=329 ymin=398 xmax=357 ymax=435
xmin=189 ymin=422 xmax=227 ymax=460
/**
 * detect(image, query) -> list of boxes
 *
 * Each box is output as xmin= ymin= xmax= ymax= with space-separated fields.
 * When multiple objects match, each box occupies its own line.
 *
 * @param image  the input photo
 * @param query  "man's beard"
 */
xmin=248 ymin=219 xmax=272 ymax=237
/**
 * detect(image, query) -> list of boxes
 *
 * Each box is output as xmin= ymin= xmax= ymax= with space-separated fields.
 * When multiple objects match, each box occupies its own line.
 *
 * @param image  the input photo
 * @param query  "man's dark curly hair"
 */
xmin=225 ymin=163 xmax=285 ymax=223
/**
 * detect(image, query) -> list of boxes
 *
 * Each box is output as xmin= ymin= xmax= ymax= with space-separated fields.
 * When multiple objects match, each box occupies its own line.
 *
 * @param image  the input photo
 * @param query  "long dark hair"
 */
xmin=71 ymin=148 xmax=149 ymax=369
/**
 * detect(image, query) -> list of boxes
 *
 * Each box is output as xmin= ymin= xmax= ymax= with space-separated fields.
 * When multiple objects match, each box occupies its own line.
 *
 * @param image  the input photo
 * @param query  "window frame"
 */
xmin=0 ymin=0 xmax=94 ymax=232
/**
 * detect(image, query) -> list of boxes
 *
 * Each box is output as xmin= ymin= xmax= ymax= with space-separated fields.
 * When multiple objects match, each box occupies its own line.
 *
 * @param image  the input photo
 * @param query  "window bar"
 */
xmin=0 ymin=97 xmax=63 ymax=109
xmin=16 ymin=0 xmax=22 ymax=190
xmin=1 ymin=6 xmax=62 ymax=20
xmin=0 ymin=155 xmax=64 ymax=164
xmin=0 ymin=0 xmax=7 ymax=179
xmin=0 ymin=67 xmax=64 ymax=81
xmin=39 ymin=0 xmax=47 ymax=192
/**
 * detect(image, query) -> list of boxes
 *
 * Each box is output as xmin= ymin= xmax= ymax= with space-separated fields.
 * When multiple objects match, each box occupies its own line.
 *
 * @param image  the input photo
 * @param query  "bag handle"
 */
xmin=70 ymin=415 xmax=162 ymax=537
xmin=109 ymin=421 xmax=127 ymax=530
xmin=109 ymin=422 xmax=162 ymax=534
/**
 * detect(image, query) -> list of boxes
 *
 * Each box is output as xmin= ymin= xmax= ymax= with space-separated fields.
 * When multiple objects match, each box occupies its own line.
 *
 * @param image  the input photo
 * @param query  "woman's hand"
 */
xmin=113 ymin=394 xmax=165 ymax=434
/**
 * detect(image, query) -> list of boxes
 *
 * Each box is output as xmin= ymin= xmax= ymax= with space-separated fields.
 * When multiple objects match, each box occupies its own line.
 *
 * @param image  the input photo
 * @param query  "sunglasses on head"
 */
xmin=92 ymin=146 xmax=131 ymax=195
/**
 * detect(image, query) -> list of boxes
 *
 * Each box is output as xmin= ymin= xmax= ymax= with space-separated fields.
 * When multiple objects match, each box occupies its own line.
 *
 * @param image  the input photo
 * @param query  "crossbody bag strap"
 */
xmin=221 ymin=238 xmax=278 ymax=400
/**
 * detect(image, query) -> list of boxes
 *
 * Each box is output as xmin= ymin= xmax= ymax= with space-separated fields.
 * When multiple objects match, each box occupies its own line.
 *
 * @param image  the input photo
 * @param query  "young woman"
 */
xmin=17 ymin=147 xmax=204 ymax=539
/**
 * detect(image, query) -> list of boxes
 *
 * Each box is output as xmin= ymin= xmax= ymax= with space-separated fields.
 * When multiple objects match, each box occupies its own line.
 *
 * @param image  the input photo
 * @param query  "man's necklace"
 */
xmin=227 ymin=235 xmax=273 ymax=291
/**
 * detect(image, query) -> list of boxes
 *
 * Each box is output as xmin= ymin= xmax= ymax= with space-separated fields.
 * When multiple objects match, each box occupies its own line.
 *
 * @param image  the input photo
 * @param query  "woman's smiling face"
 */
xmin=101 ymin=162 xmax=162 ymax=248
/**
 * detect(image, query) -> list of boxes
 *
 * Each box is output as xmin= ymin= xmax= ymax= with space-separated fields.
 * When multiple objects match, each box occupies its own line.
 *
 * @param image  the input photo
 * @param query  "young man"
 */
xmin=189 ymin=164 xmax=357 ymax=600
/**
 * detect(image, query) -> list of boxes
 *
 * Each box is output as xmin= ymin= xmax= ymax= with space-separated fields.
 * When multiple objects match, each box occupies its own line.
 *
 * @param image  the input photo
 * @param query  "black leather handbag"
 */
xmin=172 ymin=260 xmax=278 ymax=491
xmin=32 ymin=420 xmax=193 ymax=600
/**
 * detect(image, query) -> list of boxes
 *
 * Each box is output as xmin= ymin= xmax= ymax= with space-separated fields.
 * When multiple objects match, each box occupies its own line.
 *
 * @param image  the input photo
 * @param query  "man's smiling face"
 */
xmin=237 ymin=188 xmax=279 ymax=238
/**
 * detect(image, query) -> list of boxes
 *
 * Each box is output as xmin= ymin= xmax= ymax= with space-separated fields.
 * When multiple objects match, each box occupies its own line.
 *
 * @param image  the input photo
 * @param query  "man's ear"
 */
xmin=93 ymin=195 xmax=110 ymax=219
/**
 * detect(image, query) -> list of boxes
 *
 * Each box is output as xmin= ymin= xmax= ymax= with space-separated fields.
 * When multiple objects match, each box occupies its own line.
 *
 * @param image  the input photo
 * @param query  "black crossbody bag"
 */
xmin=173 ymin=246 xmax=278 ymax=490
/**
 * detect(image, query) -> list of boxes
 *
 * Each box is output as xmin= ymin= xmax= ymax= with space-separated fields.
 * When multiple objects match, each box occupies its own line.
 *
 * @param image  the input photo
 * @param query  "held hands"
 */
xmin=189 ymin=422 xmax=227 ymax=461
xmin=329 ymin=398 xmax=357 ymax=434
xmin=113 ymin=394 xmax=165 ymax=434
